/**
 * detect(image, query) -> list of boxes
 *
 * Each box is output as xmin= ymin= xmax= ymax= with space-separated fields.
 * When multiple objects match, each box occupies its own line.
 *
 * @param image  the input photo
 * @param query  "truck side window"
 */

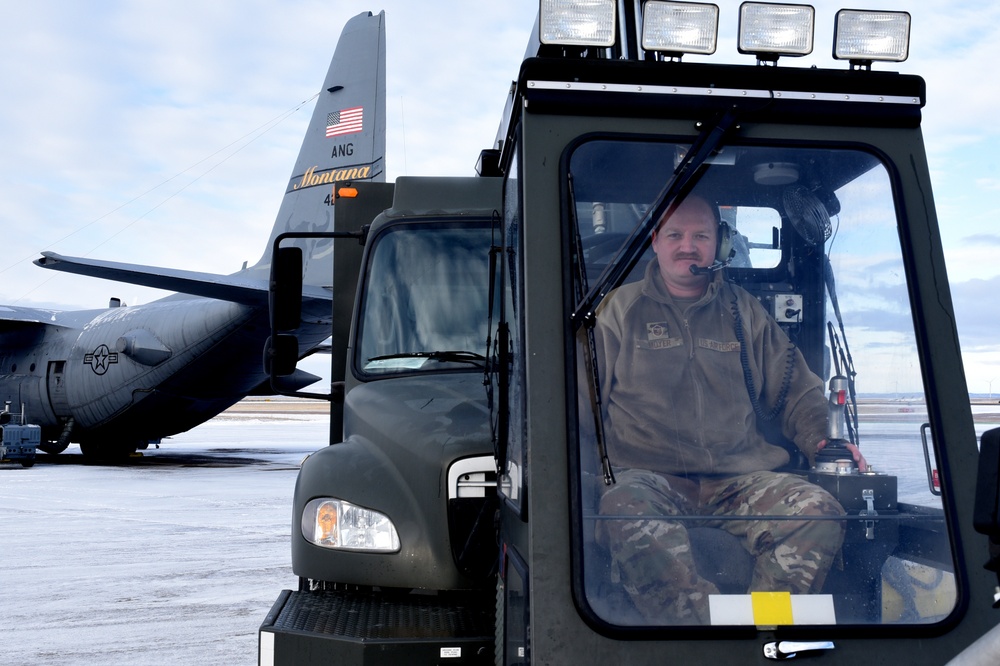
xmin=568 ymin=138 xmax=957 ymax=630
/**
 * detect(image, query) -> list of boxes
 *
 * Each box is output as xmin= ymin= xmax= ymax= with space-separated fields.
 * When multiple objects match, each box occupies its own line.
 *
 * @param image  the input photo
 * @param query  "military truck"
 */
xmin=259 ymin=176 xmax=500 ymax=664
xmin=260 ymin=3 xmax=1000 ymax=664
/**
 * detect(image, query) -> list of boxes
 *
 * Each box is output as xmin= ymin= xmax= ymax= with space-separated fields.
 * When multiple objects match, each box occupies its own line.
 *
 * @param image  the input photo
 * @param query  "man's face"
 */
xmin=651 ymin=198 xmax=717 ymax=297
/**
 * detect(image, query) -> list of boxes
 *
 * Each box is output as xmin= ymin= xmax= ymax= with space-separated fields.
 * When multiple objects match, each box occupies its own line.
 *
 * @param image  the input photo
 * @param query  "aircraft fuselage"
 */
xmin=0 ymin=298 xmax=278 ymax=449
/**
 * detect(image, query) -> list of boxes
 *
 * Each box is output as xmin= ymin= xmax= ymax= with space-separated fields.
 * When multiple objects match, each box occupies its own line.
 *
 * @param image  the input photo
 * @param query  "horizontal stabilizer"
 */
xmin=247 ymin=368 xmax=324 ymax=396
xmin=35 ymin=251 xmax=331 ymax=307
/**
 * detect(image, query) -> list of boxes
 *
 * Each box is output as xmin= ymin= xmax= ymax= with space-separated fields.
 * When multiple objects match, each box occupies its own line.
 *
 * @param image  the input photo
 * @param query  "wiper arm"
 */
xmin=572 ymin=108 xmax=741 ymax=325
xmin=367 ymin=350 xmax=487 ymax=367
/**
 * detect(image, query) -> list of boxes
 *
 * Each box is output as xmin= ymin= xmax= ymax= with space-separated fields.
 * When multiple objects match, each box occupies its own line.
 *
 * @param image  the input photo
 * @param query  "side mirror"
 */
xmin=263 ymin=334 xmax=299 ymax=377
xmin=975 ymin=428 xmax=1000 ymax=537
xmin=270 ymin=246 xmax=303 ymax=331
xmin=974 ymin=428 xmax=1000 ymax=599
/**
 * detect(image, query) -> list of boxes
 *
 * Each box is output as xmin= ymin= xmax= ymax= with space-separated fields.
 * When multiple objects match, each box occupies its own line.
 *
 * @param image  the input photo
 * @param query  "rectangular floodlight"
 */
xmin=834 ymin=9 xmax=910 ymax=62
xmin=738 ymin=2 xmax=815 ymax=58
xmin=540 ymin=0 xmax=617 ymax=47
xmin=642 ymin=1 xmax=719 ymax=55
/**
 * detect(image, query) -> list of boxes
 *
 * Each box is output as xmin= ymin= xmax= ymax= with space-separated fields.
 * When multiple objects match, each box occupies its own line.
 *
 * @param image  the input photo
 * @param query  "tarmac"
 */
xmin=1 ymin=400 xmax=329 ymax=666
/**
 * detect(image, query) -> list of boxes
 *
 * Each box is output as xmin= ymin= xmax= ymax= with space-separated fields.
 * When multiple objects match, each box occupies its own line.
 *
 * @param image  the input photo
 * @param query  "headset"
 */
xmin=717 ymin=217 xmax=736 ymax=265
xmin=688 ymin=202 xmax=736 ymax=275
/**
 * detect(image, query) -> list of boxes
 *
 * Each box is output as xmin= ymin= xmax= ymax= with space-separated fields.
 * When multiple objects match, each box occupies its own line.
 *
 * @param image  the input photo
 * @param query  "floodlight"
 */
xmin=738 ymin=2 xmax=814 ymax=59
xmin=642 ymin=1 xmax=719 ymax=56
xmin=833 ymin=10 xmax=910 ymax=63
xmin=539 ymin=0 xmax=617 ymax=47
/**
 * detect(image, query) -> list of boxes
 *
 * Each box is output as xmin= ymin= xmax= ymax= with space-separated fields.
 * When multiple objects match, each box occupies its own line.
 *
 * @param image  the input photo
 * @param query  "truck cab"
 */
xmin=260 ymin=178 xmax=500 ymax=664
xmin=488 ymin=3 xmax=994 ymax=663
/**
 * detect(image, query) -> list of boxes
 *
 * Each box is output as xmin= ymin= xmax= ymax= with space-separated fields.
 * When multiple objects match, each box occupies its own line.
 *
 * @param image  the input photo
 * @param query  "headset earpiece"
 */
xmin=717 ymin=219 xmax=736 ymax=264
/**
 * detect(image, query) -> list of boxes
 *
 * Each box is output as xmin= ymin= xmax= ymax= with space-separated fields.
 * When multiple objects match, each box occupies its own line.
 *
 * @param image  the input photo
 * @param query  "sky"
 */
xmin=2 ymin=0 xmax=1000 ymax=394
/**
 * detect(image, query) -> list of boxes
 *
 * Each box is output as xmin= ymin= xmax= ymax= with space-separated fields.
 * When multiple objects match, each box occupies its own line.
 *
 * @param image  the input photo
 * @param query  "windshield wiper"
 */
xmin=367 ymin=350 xmax=487 ymax=367
xmin=570 ymin=108 xmax=741 ymax=487
xmin=571 ymin=108 xmax=741 ymax=324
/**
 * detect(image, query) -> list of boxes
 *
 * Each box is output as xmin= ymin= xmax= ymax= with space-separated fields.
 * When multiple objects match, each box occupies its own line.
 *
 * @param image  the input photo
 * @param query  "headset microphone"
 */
xmin=688 ymin=260 xmax=729 ymax=275
xmin=686 ymin=216 xmax=735 ymax=275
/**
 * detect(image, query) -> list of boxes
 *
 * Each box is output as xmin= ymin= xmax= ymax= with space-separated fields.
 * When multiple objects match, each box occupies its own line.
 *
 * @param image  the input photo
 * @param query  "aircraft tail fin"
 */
xmin=251 ymin=10 xmax=386 ymax=286
xmin=35 ymin=11 xmax=385 ymax=301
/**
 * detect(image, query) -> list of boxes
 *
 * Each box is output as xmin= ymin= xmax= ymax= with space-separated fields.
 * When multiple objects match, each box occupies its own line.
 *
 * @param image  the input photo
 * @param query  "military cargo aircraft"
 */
xmin=0 ymin=11 xmax=385 ymax=459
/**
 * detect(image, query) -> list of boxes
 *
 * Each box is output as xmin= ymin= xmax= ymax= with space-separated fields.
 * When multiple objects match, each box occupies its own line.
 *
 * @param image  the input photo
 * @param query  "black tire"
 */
xmin=79 ymin=441 xmax=137 ymax=461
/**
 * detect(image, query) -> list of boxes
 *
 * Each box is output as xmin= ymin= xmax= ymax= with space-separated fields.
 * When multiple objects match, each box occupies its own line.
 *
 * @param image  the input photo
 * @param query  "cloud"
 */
xmin=1 ymin=0 xmax=999 ymax=391
xmin=951 ymin=276 xmax=1000 ymax=350
xmin=0 ymin=0 xmax=535 ymax=309
xmin=963 ymin=233 xmax=1000 ymax=246
xmin=976 ymin=178 xmax=1000 ymax=192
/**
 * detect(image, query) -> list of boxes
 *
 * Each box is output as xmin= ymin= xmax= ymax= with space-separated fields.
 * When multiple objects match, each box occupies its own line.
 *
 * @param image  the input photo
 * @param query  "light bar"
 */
xmin=738 ymin=2 xmax=814 ymax=59
xmin=539 ymin=0 xmax=617 ymax=47
xmin=833 ymin=9 xmax=910 ymax=62
xmin=642 ymin=1 xmax=719 ymax=56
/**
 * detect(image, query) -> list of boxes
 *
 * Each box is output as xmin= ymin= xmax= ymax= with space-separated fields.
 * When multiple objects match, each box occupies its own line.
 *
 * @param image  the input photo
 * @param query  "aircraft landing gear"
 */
xmin=79 ymin=440 xmax=138 ymax=461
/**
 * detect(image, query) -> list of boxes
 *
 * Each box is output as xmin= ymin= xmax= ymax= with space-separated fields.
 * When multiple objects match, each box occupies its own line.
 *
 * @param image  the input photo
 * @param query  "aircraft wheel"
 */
xmin=38 ymin=442 xmax=69 ymax=455
xmin=79 ymin=441 xmax=137 ymax=461
xmin=20 ymin=459 xmax=35 ymax=468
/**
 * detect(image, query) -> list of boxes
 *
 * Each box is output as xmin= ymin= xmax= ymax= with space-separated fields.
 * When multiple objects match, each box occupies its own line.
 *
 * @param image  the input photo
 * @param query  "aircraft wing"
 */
xmin=34 ymin=251 xmax=332 ymax=307
xmin=0 ymin=306 xmax=65 ymax=325
xmin=0 ymin=306 xmax=75 ymax=350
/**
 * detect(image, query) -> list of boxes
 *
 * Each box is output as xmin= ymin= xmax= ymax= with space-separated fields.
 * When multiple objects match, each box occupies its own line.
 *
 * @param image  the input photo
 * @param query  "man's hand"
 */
xmin=815 ymin=439 xmax=868 ymax=473
xmin=844 ymin=442 xmax=868 ymax=472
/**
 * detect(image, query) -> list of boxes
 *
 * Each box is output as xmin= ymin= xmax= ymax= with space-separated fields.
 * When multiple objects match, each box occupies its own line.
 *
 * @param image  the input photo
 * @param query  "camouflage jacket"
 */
xmin=595 ymin=261 xmax=828 ymax=476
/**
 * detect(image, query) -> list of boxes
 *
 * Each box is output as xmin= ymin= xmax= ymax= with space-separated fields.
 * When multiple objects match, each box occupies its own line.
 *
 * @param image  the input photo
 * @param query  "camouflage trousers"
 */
xmin=596 ymin=468 xmax=846 ymax=625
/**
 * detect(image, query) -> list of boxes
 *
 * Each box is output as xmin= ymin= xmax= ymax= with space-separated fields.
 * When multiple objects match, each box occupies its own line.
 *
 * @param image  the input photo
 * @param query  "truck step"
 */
xmin=260 ymin=589 xmax=495 ymax=666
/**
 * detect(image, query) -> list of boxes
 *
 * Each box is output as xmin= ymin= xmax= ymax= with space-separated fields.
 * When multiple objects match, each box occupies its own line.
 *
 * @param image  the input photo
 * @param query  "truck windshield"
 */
xmin=356 ymin=222 xmax=491 ymax=375
xmin=568 ymin=138 xmax=958 ymax=630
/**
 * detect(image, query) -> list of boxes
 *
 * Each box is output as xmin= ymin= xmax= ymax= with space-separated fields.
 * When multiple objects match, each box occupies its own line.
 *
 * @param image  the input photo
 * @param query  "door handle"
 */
xmin=763 ymin=640 xmax=835 ymax=660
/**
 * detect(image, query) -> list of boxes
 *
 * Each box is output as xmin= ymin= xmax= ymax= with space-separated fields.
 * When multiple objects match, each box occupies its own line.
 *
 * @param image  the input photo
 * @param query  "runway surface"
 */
xmin=2 ymin=397 xmax=998 ymax=664
xmin=1 ymin=398 xmax=327 ymax=666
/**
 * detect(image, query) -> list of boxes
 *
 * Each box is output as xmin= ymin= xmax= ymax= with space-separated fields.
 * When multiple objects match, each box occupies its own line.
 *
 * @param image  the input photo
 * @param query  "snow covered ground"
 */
xmin=1 ymin=405 xmax=329 ymax=666
xmin=3 ymin=400 xmax=998 ymax=665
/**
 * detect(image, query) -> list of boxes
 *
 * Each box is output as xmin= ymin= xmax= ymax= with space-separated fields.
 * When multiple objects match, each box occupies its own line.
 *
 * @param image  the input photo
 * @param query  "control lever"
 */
xmin=764 ymin=640 xmax=835 ymax=660
xmin=814 ymin=375 xmax=857 ymax=475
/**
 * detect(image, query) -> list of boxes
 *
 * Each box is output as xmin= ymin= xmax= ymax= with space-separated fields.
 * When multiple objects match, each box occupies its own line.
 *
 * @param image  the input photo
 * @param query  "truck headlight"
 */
xmin=301 ymin=498 xmax=400 ymax=552
xmin=833 ymin=9 xmax=910 ymax=63
xmin=539 ymin=0 xmax=617 ymax=47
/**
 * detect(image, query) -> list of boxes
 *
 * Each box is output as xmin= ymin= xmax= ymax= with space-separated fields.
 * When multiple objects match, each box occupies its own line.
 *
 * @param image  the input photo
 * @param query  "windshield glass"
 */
xmin=356 ymin=222 xmax=491 ymax=375
xmin=569 ymin=138 xmax=957 ymax=630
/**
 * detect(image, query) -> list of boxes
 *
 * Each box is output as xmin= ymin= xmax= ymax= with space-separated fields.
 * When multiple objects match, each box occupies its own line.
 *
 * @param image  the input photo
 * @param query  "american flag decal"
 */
xmin=326 ymin=106 xmax=363 ymax=138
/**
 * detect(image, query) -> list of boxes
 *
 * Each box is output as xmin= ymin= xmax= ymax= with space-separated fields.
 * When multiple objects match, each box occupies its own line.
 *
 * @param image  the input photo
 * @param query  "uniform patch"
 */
xmin=646 ymin=322 xmax=670 ymax=340
xmin=648 ymin=337 xmax=683 ymax=350
xmin=698 ymin=338 xmax=740 ymax=352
